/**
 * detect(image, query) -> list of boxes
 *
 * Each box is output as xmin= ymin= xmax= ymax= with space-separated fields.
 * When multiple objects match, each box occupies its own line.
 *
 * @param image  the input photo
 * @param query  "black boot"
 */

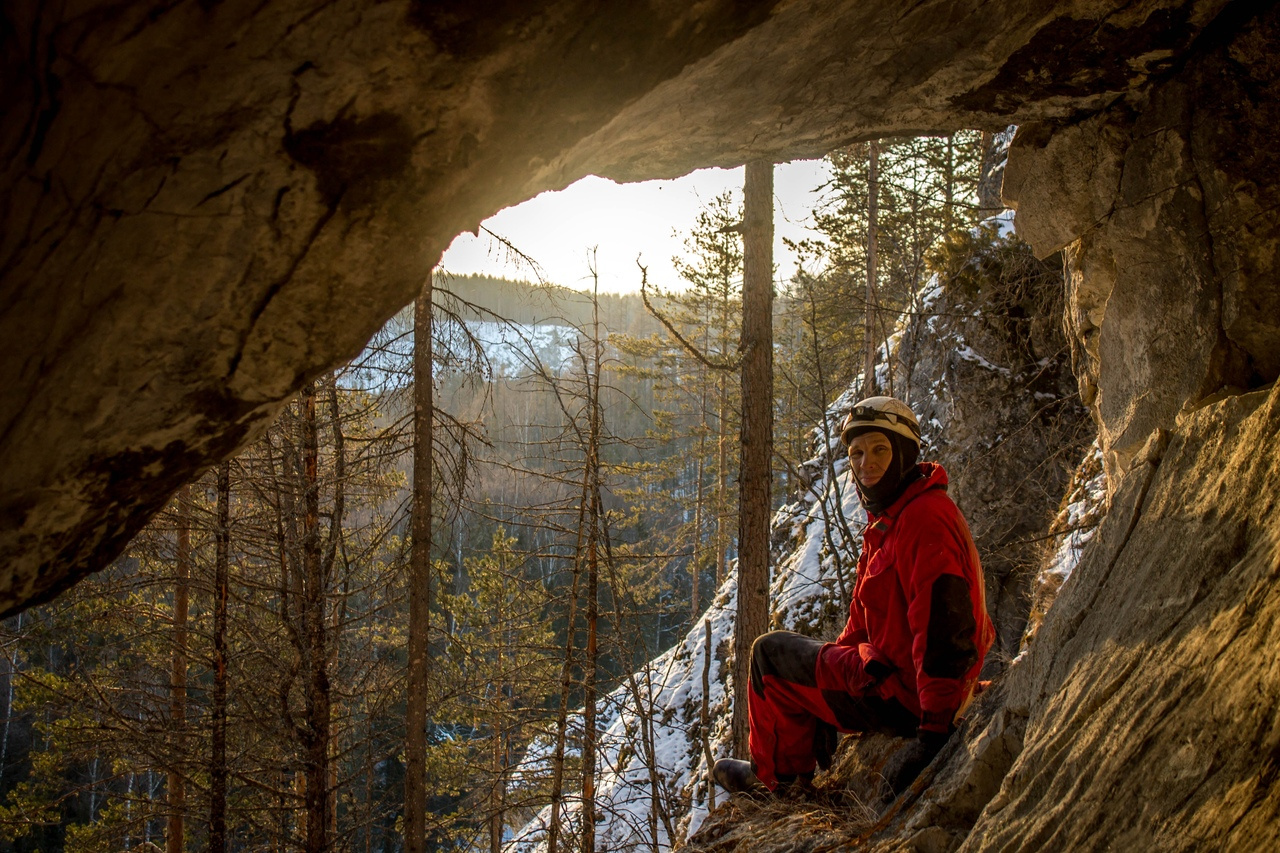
xmin=713 ymin=758 xmax=768 ymax=795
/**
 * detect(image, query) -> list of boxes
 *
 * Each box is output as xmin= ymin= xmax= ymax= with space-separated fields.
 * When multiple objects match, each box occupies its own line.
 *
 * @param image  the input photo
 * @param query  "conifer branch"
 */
xmin=637 ymin=260 xmax=746 ymax=372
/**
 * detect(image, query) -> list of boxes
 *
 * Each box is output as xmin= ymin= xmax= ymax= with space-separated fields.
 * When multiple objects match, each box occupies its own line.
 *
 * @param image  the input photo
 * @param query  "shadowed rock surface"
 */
xmin=900 ymin=234 xmax=1092 ymax=664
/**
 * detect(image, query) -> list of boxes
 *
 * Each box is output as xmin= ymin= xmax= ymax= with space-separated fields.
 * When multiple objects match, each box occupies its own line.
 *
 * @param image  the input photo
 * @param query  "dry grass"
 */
xmin=680 ymin=734 xmax=905 ymax=852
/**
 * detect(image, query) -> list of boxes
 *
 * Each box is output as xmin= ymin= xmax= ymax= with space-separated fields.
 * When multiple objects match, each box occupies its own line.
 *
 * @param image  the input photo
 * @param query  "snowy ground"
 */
xmin=509 ymin=397 xmax=864 ymax=850
xmin=1016 ymin=441 xmax=1107 ymax=658
xmin=444 ymin=320 xmax=583 ymax=377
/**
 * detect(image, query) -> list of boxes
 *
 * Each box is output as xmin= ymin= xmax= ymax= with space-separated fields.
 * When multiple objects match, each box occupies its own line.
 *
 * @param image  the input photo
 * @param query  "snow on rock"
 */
xmin=988 ymin=208 xmax=1017 ymax=239
xmin=1019 ymin=441 xmax=1108 ymax=653
xmin=954 ymin=343 xmax=1012 ymax=376
xmin=1042 ymin=443 xmax=1107 ymax=582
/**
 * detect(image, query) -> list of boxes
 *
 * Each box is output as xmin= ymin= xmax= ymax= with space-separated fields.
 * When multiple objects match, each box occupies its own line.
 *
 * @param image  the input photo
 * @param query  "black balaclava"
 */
xmin=850 ymin=427 xmax=922 ymax=515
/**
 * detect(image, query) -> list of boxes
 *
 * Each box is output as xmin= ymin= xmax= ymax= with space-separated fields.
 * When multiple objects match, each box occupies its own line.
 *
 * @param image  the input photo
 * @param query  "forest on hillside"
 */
xmin=0 ymin=131 xmax=1036 ymax=852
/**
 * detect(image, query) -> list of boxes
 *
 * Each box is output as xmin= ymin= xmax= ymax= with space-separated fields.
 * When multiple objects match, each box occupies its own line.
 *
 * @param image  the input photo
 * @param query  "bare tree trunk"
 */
xmin=406 ymin=275 xmax=433 ymax=853
xmin=210 ymin=464 xmax=230 ymax=853
xmin=263 ymin=436 xmax=296 ymax=853
xmin=546 ymin=467 xmax=587 ymax=853
xmin=489 ymin=576 xmax=505 ymax=853
xmin=700 ymin=619 xmax=716 ymax=813
xmin=864 ymin=141 xmax=880 ymax=397
xmin=324 ymin=379 xmax=345 ymax=846
xmin=692 ymin=451 xmax=705 ymax=618
xmin=694 ymin=333 xmax=710 ymax=612
xmin=0 ymin=612 xmax=20 ymax=789
xmin=732 ymin=159 xmax=774 ymax=759
xmin=581 ymin=274 xmax=603 ymax=853
xmin=802 ymin=287 xmax=855 ymax=611
xmin=301 ymin=381 xmax=331 ymax=853
xmin=715 ymin=371 xmax=728 ymax=588
xmin=168 ymin=485 xmax=191 ymax=853
xmin=944 ymin=133 xmax=955 ymax=233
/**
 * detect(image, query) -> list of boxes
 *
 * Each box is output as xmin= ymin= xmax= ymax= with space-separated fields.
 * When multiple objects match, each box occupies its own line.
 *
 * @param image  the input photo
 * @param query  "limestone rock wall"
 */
xmin=1004 ymin=2 xmax=1280 ymax=479
xmin=963 ymin=385 xmax=1280 ymax=850
xmin=0 ymin=0 xmax=1237 ymax=614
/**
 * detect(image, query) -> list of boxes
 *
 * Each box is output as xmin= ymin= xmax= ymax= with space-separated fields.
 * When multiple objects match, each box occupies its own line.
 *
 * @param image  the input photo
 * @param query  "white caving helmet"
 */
xmin=839 ymin=396 xmax=921 ymax=448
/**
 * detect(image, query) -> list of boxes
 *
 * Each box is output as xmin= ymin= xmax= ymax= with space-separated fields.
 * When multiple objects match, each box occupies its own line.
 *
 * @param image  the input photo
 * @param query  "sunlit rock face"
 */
xmin=962 ymin=388 xmax=1280 ymax=850
xmin=1004 ymin=3 xmax=1280 ymax=480
xmin=0 ymin=0 xmax=1250 ymax=618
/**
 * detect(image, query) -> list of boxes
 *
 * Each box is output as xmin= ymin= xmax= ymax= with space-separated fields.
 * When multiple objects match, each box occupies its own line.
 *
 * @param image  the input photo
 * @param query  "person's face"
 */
xmin=847 ymin=431 xmax=893 ymax=487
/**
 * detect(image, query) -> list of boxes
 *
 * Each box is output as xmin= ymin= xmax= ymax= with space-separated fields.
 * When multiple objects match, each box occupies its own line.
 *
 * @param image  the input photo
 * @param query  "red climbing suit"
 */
xmin=747 ymin=462 xmax=995 ymax=789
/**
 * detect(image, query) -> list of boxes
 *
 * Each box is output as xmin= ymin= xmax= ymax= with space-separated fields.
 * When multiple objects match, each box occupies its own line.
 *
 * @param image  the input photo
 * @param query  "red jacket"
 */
xmin=835 ymin=462 xmax=994 ymax=733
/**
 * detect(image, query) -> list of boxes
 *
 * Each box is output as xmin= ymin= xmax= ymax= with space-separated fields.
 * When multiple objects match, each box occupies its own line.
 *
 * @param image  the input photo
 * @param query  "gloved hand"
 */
xmin=882 ymin=729 xmax=949 ymax=797
xmin=857 ymin=642 xmax=895 ymax=686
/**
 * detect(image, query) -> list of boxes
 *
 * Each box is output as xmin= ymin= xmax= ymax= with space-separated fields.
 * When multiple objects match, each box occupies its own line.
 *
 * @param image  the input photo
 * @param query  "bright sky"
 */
xmin=439 ymin=160 xmax=833 ymax=293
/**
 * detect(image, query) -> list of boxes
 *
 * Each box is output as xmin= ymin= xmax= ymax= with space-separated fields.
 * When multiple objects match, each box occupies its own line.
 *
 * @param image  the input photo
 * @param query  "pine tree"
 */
xmin=732 ymin=160 xmax=774 ymax=758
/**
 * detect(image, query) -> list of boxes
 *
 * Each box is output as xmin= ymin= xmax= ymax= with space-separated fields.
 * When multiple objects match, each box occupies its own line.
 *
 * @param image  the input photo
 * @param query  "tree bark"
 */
xmin=323 ymin=379 xmax=345 ymax=844
xmin=405 ymin=274 xmax=433 ymax=853
xmin=301 ymin=382 xmax=331 ymax=853
xmin=489 ymin=559 xmax=506 ymax=853
xmin=580 ymin=276 xmax=603 ymax=853
xmin=546 ymin=467 xmax=586 ymax=853
xmin=732 ymin=159 xmax=774 ymax=759
xmin=715 ymin=372 xmax=728 ymax=589
xmin=692 ymin=451 xmax=705 ymax=618
xmin=700 ymin=619 xmax=716 ymax=813
xmin=210 ymin=464 xmax=230 ymax=853
xmin=864 ymin=141 xmax=880 ymax=397
xmin=168 ymin=485 xmax=190 ymax=853
xmin=944 ymin=133 xmax=955 ymax=233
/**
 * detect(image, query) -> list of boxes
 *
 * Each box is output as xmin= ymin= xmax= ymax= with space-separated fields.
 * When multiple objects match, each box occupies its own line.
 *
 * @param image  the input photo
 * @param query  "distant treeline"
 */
xmin=434 ymin=272 xmax=664 ymax=338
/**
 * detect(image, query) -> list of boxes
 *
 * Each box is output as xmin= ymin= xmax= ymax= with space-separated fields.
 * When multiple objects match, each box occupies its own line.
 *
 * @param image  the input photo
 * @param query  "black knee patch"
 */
xmin=750 ymin=631 xmax=823 ymax=694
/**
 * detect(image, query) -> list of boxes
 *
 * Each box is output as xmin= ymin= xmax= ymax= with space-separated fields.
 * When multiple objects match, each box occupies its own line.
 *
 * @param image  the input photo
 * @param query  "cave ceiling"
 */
xmin=0 ymin=0 xmax=1244 ymax=613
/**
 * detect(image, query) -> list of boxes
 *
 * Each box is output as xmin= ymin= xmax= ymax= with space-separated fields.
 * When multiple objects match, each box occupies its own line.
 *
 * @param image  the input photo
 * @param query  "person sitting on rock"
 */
xmin=714 ymin=395 xmax=995 ymax=797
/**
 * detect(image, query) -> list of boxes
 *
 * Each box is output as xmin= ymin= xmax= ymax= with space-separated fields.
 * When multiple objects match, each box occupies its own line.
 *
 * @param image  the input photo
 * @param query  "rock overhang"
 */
xmin=0 ymin=0 xmax=1267 ymax=614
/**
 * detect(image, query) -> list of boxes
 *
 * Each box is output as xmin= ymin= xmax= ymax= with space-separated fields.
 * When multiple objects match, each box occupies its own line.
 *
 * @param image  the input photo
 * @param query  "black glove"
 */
xmin=813 ymin=720 xmax=839 ymax=771
xmin=864 ymin=657 xmax=894 ymax=683
xmin=856 ymin=642 xmax=895 ymax=688
xmin=882 ymin=730 xmax=949 ymax=797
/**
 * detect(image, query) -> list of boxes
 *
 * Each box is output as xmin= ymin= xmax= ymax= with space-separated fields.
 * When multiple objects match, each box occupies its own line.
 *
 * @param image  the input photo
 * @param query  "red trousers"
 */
xmin=748 ymin=631 xmax=917 ymax=789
